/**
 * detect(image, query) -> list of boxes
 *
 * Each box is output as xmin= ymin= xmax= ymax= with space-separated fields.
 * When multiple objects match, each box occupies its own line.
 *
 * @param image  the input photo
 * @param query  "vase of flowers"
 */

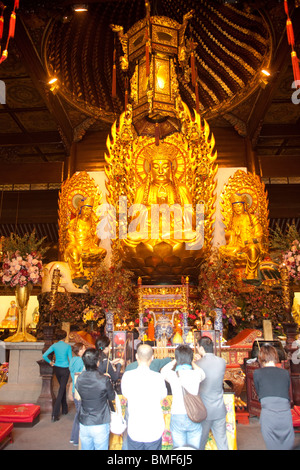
xmin=1 ymin=231 xmax=48 ymax=342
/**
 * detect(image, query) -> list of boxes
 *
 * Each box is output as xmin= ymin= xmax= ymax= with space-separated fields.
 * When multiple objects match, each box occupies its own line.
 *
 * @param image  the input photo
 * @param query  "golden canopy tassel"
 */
xmin=190 ymin=39 xmax=197 ymax=87
xmin=112 ymin=36 xmax=117 ymax=98
xmin=124 ymin=75 xmax=128 ymax=111
xmin=155 ymin=122 xmax=159 ymax=146
xmin=145 ymin=0 xmax=151 ymax=77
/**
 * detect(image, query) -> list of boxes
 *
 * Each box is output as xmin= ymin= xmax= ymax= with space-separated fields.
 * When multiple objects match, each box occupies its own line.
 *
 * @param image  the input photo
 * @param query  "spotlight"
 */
xmin=261 ymin=69 xmax=271 ymax=77
xmin=73 ymin=4 xmax=88 ymax=12
xmin=48 ymin=77 xmax=58 ymax=85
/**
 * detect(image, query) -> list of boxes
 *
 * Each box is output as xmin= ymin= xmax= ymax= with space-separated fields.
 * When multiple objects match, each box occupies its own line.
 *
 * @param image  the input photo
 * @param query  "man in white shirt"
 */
xmin=121 ymin=344 xmax=168 ymax=450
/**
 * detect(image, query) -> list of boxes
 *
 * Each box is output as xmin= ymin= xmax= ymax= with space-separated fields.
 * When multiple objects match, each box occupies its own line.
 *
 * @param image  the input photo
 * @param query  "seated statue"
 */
xmin=124 ymin=152 xmax=200 ymax=251
xmin=0 ymin=301 xmax=18 ymax=328
xmin=64 ymin=196 xmax=106 ymax=286
xmin=219 ymin=193 xmax=264 ymax=281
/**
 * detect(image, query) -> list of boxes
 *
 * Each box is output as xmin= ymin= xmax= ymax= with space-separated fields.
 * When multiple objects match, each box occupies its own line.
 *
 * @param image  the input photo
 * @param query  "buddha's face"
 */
xmin=80 ymin=205 xmax=93 ymax=220
xmin=151 ymin=159 xmax=171 ymax=183
xmin=232 ymin=202 xmax=245 ymax=215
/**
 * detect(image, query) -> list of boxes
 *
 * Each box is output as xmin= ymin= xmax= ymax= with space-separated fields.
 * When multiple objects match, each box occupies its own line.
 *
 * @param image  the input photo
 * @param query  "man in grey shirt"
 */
xmin=195 ymin=336 xmax=228 ymax=450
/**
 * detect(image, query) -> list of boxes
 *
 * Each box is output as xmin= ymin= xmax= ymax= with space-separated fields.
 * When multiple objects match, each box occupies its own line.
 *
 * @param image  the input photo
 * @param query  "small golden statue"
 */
xmin=220 ymin=170 xmax=269 ymax=283
xmin=219 ymin=192 xmax=264 ymax=281
xmin=64 ymin=196 xmax=106 ymax=285
xmin=0 ymin=300 xmax=18 ymax=329
xmin=58 ymin=171 xmax=106 ymax=286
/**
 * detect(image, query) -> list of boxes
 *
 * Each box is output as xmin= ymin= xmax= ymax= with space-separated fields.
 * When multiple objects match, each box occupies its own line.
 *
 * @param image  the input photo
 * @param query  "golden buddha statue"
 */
xmin=64 ymin=196 xmax=106 ymax=286
xmin=1 ymin=300 xmax=18 ymax=328
xmin=219 ymin=192 xmax=264 ymax=281
xmin=124 ymin=149 xmax=200 ymax=251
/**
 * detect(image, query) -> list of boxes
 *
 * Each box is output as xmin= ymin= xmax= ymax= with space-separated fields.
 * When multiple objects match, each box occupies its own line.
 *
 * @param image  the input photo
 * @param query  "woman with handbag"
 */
xmin=95 ymin=336 xmax=124 ymax=389
xmin=160 ymin=345 xmax=206 ymax=449
xmin=75 ymin=348 xmax=115 ymax=450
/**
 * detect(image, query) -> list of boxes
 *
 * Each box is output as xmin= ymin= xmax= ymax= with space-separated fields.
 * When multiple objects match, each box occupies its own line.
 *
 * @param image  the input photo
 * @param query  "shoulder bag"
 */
xmin=110 ymin=392 xmax=127 ymax=435
xmin=177 ymin=371 xmax=207 ymax=423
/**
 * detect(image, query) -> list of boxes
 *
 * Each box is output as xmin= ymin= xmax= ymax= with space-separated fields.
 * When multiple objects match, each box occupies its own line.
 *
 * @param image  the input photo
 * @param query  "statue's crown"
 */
xmin=230 ymin=193 xmax=246 ymax=204
xmin=79 ymin=196 xmax=94 ymax=208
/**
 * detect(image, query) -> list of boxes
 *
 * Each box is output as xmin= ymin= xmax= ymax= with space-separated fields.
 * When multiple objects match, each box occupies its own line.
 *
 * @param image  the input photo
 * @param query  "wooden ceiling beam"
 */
xmin=259 ymin=123 xmax=300 ymax=139
xmin=0 ymin=131 xmax=63 ymax=146
xmin=14 ymin=17 xmax=74 ymax=151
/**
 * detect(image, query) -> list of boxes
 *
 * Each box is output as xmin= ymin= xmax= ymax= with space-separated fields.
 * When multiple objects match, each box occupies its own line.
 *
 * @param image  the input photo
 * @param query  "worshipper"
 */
xmin=69 ymin=342 xmax=86 ymax=446
xmin=195 ymin=336 xmax=228 ymax=450
xmin=125 ymin=341 xmax=172 ymax=372
xmin=95 ymin=335 xmax=124 ymax=385
xmin=42 ymin=329 xmax=72 ymax=422
xmin=121 ymin=344 xmax=168 ymax=450
xmin=160 ymin=344 xmax=205 ymax=449
xmin=253 ymin=344 xmax=295 ymax=450
xmin=75 ymin=348 xmax=115 ymax=450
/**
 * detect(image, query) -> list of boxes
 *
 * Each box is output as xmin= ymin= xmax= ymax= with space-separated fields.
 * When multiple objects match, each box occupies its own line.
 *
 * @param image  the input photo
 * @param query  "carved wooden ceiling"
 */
xmin=0 ymin=0 xmax=299 ymax=252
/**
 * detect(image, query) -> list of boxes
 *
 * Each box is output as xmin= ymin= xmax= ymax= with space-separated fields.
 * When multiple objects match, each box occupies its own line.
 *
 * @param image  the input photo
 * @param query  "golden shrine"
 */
xmin=1 ymin=2 xmax=299 ymax=439
xmin=36 ymin=3 xmax=293 ymax=358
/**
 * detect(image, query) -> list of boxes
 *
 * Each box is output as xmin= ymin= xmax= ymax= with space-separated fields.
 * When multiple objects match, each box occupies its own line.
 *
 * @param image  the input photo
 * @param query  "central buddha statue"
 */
xmin=123 ymin=149 xmax=199 ymax=252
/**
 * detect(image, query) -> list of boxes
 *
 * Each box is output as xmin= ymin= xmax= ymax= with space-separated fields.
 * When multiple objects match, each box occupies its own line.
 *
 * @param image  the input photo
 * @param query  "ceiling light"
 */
xmin=48 ymin=77 xmax=58 ymax=85
xmin=73 ymin=4 xmax=88 ymax=12
xmin=261 ymin=69 xmax=271 ymax=77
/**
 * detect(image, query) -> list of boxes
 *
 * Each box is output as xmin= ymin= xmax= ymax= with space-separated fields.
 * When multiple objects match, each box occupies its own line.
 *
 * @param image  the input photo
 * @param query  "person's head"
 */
xmin=82 ymin=348 xmax=100 ymax=371
xmin=175 ymin=345 xmax=193 ymax=366
xmin=95 ymin=335 xmax=110 ymax=361
xmin=258 ymin=344 xmax=279 ymax=367
xmin=197 ymin=336 xmax=214 ymax=356
xmin=72 ymin=342 xmax=86 ymax=357
xmin=55 ymin=329 xmax=67 ymax=341
xmin=95 ymin=335 xmax=110 ymax=353
xmin=136 ymin=344 xmax=153 ymax=366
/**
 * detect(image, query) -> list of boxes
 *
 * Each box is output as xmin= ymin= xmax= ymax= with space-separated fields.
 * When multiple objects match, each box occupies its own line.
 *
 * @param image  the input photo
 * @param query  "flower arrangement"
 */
xmin=82 ymin=306 xmax=105 ymax=328
xmin=0 ymin=231 xmax=48 ymax=288
xmin=283 ymin=239 xmax=300 ymax=281
xmin=198 ymin=249 xmax=241 ymax=327
xmin=91 ymin=254 xmax=137 ymax=318
xmin=235 ymin=288 xmax=290 ymax=334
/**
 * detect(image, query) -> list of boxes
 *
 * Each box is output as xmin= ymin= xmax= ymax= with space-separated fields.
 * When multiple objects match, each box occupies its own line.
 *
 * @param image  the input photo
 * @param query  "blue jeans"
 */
xmin=70 ymin=397 xmax=81 ymax=445
xmin=79 ymin=423 xmax=110 ymax=450
xmin=171 ymin=414 xmax=202 ymax=449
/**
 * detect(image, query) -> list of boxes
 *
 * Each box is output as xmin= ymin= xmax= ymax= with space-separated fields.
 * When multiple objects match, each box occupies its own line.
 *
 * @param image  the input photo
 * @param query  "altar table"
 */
xmin=109 ymin=393 xmax=237 ymax=450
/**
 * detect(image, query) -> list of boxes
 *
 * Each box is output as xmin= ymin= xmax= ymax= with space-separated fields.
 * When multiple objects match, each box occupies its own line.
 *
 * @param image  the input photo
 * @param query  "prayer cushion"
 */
xmin=0 ymin=404 xmax=40 ymax=426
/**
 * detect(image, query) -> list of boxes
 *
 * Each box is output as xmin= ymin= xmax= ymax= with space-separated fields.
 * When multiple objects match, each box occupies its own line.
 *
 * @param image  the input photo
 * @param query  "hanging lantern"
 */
xmin=110 ymin=3 xmax=197 ymax=139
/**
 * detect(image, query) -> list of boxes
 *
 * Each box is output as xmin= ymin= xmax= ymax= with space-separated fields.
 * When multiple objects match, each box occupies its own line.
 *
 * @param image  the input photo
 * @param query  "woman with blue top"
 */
xmin=42 ymin=329 xmax=73 ymax=422
xmin=160 ymin=345 xmax=206 ymax=449
xmin=69 ymin=342 xmax=86 ymax=446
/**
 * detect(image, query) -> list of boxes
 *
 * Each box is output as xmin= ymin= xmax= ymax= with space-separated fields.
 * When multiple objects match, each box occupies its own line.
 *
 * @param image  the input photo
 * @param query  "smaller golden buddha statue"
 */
xmin=1 ymin=300 xmax=18 ymax=328
xmin=64 ymin=196 xmax=106 ymax=286
xmin=219 ymin=193 xmax=264 ymax=281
